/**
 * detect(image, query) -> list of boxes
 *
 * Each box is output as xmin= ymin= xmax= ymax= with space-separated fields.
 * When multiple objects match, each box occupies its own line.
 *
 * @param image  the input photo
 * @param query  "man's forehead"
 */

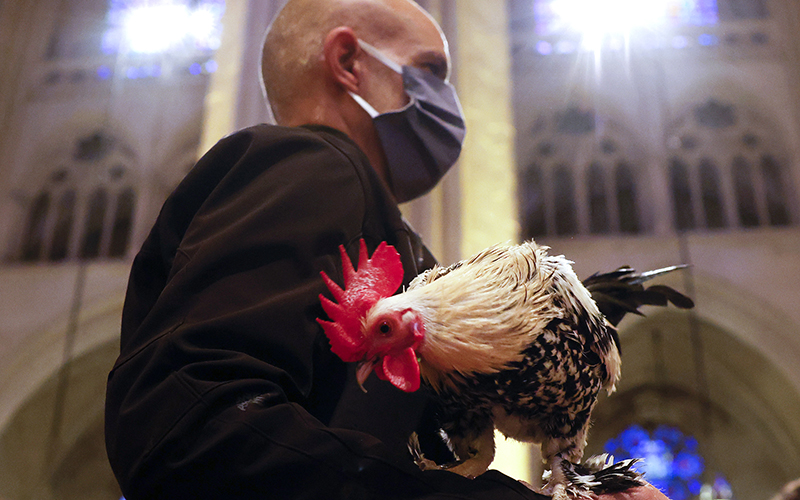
xmin=391 ymin=1 xmax=446 ymax=50
xmin=364 ymin=0 xmax=449 ymax=70
xmin=396 ymin=16 xmax=447 ymax=56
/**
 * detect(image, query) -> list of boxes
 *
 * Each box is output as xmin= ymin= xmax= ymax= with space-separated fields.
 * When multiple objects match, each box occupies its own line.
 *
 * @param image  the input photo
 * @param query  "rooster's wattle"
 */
xmin=318 ymin=239 xmax=692 ymax=498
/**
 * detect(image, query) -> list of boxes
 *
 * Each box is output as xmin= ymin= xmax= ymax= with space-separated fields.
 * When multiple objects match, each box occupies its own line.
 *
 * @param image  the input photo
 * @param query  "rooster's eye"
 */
xmin=379 ymin=321 xmax=392 ymax=335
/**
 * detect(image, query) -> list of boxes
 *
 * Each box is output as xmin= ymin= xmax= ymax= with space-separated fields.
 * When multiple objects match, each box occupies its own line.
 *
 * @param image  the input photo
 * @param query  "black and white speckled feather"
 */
xmin=379 ymin=240 xmax=622 ymax=494
xmin=325 ymin=239 xmax=690 ymax=498
xmin=544 ymin=454 xmax=645 ymax=497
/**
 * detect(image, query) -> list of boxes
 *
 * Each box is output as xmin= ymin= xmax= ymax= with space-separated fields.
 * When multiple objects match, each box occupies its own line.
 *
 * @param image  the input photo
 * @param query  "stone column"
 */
xmin=198 ymin=0 xmax=282 ymax=155
xmin=454 ymin=0 xmax=519 ymax=257
xmin=453 ymin=0 xmax=539 ymax=485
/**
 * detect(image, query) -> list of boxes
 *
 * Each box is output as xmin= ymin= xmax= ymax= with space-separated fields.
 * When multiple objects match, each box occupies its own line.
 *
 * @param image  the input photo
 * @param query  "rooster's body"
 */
xmin=318 ymin=239 xmax=691 ymax=498
xmin=397 ymin=242 xmax=619 ymax=487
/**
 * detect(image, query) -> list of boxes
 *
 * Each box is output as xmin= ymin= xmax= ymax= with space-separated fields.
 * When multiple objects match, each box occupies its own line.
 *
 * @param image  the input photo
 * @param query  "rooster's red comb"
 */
xmin=317 ymin=240 xmax=404 ymax=362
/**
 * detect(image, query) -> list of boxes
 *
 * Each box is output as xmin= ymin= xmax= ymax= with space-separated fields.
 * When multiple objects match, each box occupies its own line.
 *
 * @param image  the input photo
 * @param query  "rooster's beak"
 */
xmin=356 ymin=358 xmax=378 ymax=393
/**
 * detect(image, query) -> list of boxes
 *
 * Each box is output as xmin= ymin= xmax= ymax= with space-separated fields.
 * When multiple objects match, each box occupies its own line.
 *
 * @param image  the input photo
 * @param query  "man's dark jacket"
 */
xmin=105 ymin=124 xmax=539 ymax=500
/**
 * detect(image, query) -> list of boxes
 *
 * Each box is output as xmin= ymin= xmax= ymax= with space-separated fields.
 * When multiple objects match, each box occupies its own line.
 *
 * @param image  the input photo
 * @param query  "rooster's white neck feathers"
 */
xmin=373 ymin=241 xmax=609 ymax=392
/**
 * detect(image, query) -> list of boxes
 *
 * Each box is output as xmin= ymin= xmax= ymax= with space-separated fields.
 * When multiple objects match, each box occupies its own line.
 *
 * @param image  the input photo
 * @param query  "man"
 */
xmin=105 ymin=1 xmax=669 ymax=499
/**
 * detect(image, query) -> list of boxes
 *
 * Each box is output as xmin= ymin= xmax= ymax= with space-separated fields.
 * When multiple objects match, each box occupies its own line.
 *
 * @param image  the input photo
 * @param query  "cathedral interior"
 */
xmin=1 ymin=0 xmax=799 ymax=499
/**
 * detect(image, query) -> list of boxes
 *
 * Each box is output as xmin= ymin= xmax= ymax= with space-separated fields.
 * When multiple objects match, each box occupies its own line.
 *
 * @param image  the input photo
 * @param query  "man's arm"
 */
xmin=106 ymin=126 xmax=545 ymax=500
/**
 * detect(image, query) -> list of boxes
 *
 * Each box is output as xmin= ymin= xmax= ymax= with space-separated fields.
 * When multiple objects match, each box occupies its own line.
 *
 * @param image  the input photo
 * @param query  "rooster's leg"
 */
xmin=445 ymin=426 xmax=496 ymax=479
xmin=408 ymin=432 xmax=447 ymax=471
xmin=540 ymin=456 xmax=569 ymax=500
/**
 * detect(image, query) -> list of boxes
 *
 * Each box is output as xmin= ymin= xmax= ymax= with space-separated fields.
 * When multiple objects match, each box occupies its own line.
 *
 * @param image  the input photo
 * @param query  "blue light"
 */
xmin=688 ymin=479 xmax=703 ymax=495
xmin=531 ymin=0 xmax=719 ymax=46
xmin=204 ymin=59 xmax=218 ymax=73
xmin=555 ymin=40 xmax=576 ymax=54
xmin=536 ymin=40 xmax=553 ymax=55
xmin=97 ymin=65 xmax=112 ymax=80
xmin=671 ymin=35 xmax=689 ymax=49
xmin=674 ymin=451 xmax=704 ymax=478
xmin=698 ymin=33 xmax=718 ymax=46
xmin=714 ymin=475 xmax=733 ymax=499
xmin=668 ymin=482 xmax=690 ymax=500
xmin=189 ymin=63 xmax=203 ymax=75
xmin=632 ymin=439 xmax=672 ymax=480
xmin=603 ymin=425 xmax=733 ymax=500
xmin=654 ymin=426 xmax=682 ymax=447
xmin=619 ymin=424 xmax=648 ymax=449
xmin=125 ymin=66 xmax=141 ymax=79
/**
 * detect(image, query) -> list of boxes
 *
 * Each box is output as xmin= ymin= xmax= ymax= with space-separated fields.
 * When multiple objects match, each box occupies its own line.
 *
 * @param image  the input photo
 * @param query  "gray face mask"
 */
xmin=350 ymin=40 xmax=466 ymax=203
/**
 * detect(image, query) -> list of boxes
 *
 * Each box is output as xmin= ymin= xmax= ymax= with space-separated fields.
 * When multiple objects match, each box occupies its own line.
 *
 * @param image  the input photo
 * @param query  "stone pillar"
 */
xmin=198 ymin=0 xmax=250 ymax=156
xmin=198 ymin=0 xmax=282 ymax=156
xmin=453 ymin=0 xmax=539 ymax=485
xmin=454 ymin=0 xmax=518 ymax=257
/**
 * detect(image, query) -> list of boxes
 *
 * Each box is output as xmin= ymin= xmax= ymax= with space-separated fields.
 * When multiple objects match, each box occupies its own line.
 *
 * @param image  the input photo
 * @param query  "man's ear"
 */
xmin=323 ymin=27 xmax=362 ymax=93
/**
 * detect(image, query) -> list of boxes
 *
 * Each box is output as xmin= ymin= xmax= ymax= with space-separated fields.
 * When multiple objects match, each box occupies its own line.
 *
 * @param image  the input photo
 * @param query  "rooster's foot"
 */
xmin=408 ymin=432 xmax=446 ymax=472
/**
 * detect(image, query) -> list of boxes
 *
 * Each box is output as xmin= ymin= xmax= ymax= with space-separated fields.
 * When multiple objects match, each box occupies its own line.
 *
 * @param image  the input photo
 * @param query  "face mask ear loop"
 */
xmin=357 ymin=39 xmax=403 ymax=75
xmin=348 ymin=91 xmax=380 ymax=118
xmin=348 ymin=39 xmax=405 ymax=118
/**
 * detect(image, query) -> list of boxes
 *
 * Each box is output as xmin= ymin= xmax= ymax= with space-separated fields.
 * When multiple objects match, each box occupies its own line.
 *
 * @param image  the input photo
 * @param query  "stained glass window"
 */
xmin=604 ymin=424 xmax=733 ymax=500
xmin=533 ymin=0 xmax=719 ymax=37
xmin=102 ymin=0 xmax=225 ymax=55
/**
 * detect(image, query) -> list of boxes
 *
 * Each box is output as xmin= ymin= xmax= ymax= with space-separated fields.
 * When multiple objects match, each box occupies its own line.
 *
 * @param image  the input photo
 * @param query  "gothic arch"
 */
xmin=0 ymin=272 xmax=124 ymax=437
xmin=518 ymin=106 xmax=649 ymax=238
xmin=0 ymin=336 xmax=121 ymax=500
xmin=665 ymin=98 xmax=797 ymax=231
xmin=587 ymin=274 xmax=800 ymax=499
xmin=11 ymin=127 xmax=141 ymax=263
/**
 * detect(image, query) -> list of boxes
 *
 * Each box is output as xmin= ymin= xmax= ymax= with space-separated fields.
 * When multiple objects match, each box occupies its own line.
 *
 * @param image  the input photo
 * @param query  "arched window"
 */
xmin=732 ymin=156 xmax=759 ymax=227
xmin=588 ymin=163 xmax=609 ymax=234
xmin=616 ymin=162 xmax=639 ymax=233
xmin=109 ymin=187 xmax=135 ymax=257
xmin=50 ymin=189 xmax=76 ymax=261
xmin=604 ymin=425 xmax=733 ymax=500
xmin=15 ymin=131 xmax=138 ymax=263
xmin=21 ymin=193 xmax=51 ymax=262
xmin=518 ymin=107 xmax=645 ymax=238
xmin=761 ymin=155 xmax=791 ymax=226
xmin=80 ymin=188 xmax=109 ymax=259
xmin=670 ymin=159 xmax=695 ymax=231
xmin=522 ymin=163 xmax=547 ymax=237
xmin=667 ymin=99 xmax=796 ymax=232
xmin=554 ymin=165 xmax=577 ymax=235
xmin=698 ymin=158 xmax=725 ymax=229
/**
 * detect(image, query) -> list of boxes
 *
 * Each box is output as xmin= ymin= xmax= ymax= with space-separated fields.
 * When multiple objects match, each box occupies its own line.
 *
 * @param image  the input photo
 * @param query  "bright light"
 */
xmin=188 ymin=5 xmax=221 ymax=50
xmin=550 ymin=0 xmax=668 ymax=33
xmin=122 ymin=3 xmax=191 ymax=53
xmin=549 ymin=0 xmax=671 ymax=49
xmin=115 ymin=1 xmax=224 ymax=54
xmin=632 ymin=438 xmax=673 ymax=479
xmin=536 ymin=40 xmax=553 ymax=55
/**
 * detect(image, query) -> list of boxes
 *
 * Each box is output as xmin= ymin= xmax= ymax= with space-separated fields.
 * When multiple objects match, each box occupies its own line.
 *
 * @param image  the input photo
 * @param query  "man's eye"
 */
xmin=425 ymin=64 xmax=446 ymax=80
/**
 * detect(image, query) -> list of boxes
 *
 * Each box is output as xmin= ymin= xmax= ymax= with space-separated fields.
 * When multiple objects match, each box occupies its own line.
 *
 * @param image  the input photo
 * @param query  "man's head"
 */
xmin=262 ymin=0 xmax=447 ymax=122
xmin=261 ymin=0 xmax=451 ymax=184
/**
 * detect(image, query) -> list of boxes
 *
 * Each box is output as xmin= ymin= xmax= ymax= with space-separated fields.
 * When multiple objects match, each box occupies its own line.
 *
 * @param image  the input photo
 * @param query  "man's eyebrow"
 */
xmin=413 ymin=50 xmax=449 ymax=79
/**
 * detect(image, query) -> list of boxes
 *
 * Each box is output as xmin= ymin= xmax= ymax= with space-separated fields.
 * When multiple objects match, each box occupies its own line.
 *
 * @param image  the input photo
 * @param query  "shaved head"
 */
xmin=261 ymin=0 xmax=444 ymax=123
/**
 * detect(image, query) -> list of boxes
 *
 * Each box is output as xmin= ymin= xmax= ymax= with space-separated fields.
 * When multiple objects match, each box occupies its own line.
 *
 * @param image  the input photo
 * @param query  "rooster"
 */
xmin=318 ymin=239 xmax=692 ymax=498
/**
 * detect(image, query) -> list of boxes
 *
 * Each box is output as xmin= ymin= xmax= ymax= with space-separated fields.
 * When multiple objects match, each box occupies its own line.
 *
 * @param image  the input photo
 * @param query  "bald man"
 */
xmin=105 ymin=1 xmax=667 ymax=499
